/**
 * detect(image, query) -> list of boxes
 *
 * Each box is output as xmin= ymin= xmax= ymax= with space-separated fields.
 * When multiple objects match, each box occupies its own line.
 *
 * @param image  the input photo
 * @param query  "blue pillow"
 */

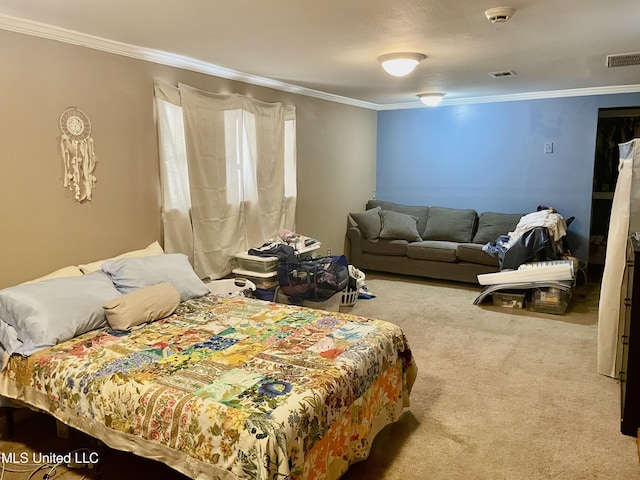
xmin=0 ymin=271 xmax=121 ymax=356
xmin=101 ymin=253 xmax=209 ymax=302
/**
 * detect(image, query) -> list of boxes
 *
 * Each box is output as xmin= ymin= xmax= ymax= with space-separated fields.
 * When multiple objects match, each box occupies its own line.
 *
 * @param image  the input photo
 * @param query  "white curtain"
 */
xmin=154 ymin=81 xmax=297 ymax=279
xmin=597 ymin=138 xmax=640 ymax=377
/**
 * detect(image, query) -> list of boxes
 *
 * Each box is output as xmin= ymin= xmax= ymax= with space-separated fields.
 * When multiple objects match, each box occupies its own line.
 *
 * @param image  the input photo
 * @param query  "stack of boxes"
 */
xmin=232 ymin=253 xmax=280 ymax=300
xmin=232 ymin=243 xmax=321 ymax=301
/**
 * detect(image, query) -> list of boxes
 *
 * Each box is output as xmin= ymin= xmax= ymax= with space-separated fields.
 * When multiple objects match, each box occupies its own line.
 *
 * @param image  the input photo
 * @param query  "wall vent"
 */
xmin=488 ymin=70 xmax=516 ymax=78
xmin=606 ymin=52 xmax=640 ymax=68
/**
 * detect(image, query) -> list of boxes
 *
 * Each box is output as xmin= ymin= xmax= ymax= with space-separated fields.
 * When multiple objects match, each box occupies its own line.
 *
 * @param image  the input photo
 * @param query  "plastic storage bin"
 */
xmin=233 ymin=253 xmax=279 ymax=273
xmin=530 ymin=287 xmax=570 ymax=314
xmin=232 ymin=268 xmax=279 ymax=289
xmin=492 ymin=292 xmax=526 ymax=309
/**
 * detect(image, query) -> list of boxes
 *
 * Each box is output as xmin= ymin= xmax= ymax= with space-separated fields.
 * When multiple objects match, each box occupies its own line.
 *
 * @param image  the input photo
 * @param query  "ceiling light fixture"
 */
xmin=418 ymin=93 xmax=445 ymax=107
xmin=378 ymin=53 xmax=426 ymax=77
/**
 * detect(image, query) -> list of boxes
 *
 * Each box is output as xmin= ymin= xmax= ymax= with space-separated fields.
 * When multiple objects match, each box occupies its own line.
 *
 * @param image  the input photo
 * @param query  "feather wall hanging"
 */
xmin=59 ymin=107 xmax=97 ymax=202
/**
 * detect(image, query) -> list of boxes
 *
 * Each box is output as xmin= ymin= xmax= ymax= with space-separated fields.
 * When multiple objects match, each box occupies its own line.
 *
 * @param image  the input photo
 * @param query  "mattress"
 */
xmin=0 ymin=294 xmax=416 ymax=479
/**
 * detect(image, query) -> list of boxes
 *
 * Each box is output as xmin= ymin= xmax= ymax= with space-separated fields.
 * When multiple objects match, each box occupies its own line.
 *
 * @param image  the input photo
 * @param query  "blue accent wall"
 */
xmin=376 ymin=93 xmax=640 ymax=262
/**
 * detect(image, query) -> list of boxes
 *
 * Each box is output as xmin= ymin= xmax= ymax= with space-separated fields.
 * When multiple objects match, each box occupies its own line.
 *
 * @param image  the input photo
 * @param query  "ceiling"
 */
xmin=1 ymin=0 xmax=640 ymax=109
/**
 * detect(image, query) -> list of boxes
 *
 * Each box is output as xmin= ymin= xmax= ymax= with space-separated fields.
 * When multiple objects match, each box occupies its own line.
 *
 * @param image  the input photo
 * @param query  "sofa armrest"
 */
xmin=346 ymin=223 xmax=364 ymax=264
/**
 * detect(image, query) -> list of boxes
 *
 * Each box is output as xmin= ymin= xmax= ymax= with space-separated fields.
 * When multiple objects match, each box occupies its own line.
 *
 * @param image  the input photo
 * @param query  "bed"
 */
xmin=0 ymin=249 xmax=416 ymax=479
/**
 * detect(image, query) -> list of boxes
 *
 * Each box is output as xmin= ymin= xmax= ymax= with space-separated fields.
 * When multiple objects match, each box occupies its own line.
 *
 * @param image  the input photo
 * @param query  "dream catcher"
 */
xmin=59 ymin=107 xmax=97 ymax=202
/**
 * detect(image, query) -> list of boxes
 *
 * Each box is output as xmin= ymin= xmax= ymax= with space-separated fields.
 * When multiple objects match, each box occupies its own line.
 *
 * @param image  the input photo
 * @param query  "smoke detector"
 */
xmin=485 ymin=7 xmax=515 ymax=23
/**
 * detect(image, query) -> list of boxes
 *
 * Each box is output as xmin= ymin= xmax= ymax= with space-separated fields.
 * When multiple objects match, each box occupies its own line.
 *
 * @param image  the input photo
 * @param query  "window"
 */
xmin=154 ymin=82 xmax=296 ymax=279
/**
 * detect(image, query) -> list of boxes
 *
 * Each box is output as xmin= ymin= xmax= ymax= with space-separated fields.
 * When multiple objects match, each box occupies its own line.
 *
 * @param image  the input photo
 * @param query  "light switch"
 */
xmin=544 ymin=142 xmax=554 ymax=154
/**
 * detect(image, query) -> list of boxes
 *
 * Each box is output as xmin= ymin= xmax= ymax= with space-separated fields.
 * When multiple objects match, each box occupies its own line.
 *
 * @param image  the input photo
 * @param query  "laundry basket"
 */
xmin=340 ymin=265 xmax=366 ymax=307
xmin=206 ymin=278 xmax=256 ymax=298
xmin=340 ymin=286 xmax=359 ymax=307
xmin=277 ymin=255 xmax=349 ymax=302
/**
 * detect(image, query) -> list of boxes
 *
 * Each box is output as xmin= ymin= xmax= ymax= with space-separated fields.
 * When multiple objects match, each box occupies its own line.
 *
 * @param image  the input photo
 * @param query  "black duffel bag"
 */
xmin=277 ymin=255 xmax=349 ymax=302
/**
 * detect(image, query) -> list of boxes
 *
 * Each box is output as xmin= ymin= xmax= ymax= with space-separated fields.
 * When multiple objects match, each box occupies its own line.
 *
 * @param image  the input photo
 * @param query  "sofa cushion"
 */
xmin=406 ymin=241 xmax=458 ymax=263
xmin=367 ymin=200 xmax=430 ymax=238
xmin=379 ymin=210 xmax=422 ymax=241
xmin=473 ymin=212 xmax=523 ymax=244
xmin=456 ymin=243 xmax=500 ymax=267
xmin=362 ymin=238 xmax=409 ymax=256
xmin=350 ymin=206 xmax=382 ymax=240
xmin=423 ymin=207 xmax=478 ymax=243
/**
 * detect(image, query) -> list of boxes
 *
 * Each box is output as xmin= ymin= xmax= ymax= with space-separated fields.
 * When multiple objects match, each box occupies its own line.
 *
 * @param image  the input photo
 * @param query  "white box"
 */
xmin=297 ymin=242 xmax=321 ymax=257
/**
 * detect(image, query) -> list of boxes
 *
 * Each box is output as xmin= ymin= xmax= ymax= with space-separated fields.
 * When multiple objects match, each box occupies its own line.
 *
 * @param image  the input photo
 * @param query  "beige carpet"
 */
xmin=1 ymin=274 xmax=638 ymax=479
xmin=341 ymin=273 xmax=640 ymax=480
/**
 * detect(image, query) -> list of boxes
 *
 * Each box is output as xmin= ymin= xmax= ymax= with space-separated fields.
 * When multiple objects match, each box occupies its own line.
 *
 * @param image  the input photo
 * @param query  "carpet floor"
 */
xmin=341 ymin=273 xmax=640 ymax=480
xmin=1 ymin=272 xmax=638 ymax=480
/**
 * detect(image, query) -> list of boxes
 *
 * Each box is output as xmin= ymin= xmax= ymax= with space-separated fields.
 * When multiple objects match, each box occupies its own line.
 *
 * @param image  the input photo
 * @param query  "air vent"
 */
xmin=606 ymin=52 xmax=640 ymax=68
xmin=488 ymin=70 xmax=516 ymax=78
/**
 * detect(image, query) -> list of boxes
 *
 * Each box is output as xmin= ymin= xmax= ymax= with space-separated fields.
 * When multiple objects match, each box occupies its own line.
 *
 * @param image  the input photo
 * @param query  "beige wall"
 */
xmin=0 ymin=30 xmax=376 ymax=288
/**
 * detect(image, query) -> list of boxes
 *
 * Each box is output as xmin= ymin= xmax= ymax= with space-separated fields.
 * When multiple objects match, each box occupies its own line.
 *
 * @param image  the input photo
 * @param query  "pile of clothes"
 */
xmin=248 ymin=231 xmax=320 ymax=263
xmin=483 ymin=206 xmax=572 ymax=270
xmin=247 ymin=231 xmax=376 ymax=302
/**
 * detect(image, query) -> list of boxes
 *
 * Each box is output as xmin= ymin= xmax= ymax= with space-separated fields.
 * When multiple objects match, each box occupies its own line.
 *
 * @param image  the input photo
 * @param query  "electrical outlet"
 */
xmin=544 ymin=142 xmax=554 ymax=154
xmin=372 ymin=190 xmax=376 ymax=199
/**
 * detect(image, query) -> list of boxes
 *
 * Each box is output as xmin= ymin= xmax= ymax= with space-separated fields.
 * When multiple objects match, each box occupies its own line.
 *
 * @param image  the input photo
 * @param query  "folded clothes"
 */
xmin=248 ymin=243 xmax=297 ymax=262
xmin=278 ymin=231 xmax=319 ymax=252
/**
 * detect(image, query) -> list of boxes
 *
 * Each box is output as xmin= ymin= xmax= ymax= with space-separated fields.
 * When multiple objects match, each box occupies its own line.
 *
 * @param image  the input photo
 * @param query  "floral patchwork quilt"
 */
xmin=0 ymin=294 xmax=416 ymax=480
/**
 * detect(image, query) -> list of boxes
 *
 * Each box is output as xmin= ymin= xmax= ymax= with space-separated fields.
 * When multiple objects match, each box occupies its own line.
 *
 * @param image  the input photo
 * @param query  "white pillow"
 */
xmin=0 ymin=271 xmax=122 ymax=356
xmin=101 ymin=253 xmax=210 ymax=302
xmin=79 ymin=241 xmax=165 ymax=274
xmin=103 ymin=283 xmax=180 ymax=332
xmin=20 ymin=265 xmax=84 ymax=285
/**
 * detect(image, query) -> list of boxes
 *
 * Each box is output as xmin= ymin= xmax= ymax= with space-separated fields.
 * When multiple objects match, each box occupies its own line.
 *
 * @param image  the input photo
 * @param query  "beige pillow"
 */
xmin=102 ymin=282 xmax=180 ymax=332
xmin=79 ymin=241 xmax=164 ymax=274
xmin=20 ymin=265 xmax=84 ymax=285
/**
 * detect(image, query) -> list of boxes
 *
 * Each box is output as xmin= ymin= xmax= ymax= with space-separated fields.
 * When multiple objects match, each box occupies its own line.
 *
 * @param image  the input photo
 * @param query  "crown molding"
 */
xmin=0 ymin=13 xmax=379 ymax=110
xmin=2 ymin=13 xmax=639 ymax=112
xmin=377 ymin=84 xmax=640 ymax=110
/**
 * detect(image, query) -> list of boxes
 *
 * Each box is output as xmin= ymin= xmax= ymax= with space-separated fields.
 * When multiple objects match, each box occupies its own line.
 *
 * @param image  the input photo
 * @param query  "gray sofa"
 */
xmin=346 ymin=200 xmax=523 ymax=284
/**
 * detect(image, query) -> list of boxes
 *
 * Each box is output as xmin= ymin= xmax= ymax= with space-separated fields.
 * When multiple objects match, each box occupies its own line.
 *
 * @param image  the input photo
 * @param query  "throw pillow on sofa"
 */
xmin=350 ymin=206 xmax=383 ymax=240
xmin=473 ymin=212 xmax=523 ymax=244
xmin=379 ymin=210 xmax=422 ymax=241
xmin=423 ymin=206 xmax=478 ymax=243
xmin=367 ymin=200 xmax=430 ymax=238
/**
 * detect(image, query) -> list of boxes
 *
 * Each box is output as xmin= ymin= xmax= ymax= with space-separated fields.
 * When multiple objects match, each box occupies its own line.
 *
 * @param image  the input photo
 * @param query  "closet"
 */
xmin=590 ymin=108 xmax=640 ymax=277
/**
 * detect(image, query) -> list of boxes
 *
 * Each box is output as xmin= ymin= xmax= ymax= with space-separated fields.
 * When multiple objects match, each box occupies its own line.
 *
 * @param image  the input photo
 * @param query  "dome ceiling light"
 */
xmin=417 ymin=93 xmax=445 ymax=107
xmin=378 ymin=52 xmax=426 ymax=77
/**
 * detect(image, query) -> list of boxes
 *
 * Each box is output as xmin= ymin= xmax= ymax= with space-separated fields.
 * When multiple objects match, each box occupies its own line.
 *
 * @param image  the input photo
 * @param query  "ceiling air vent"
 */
xmin=606 ymin=52 xmax=640 ymax=68
xmin=488 ymin=70 xmax=516 ymax=78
